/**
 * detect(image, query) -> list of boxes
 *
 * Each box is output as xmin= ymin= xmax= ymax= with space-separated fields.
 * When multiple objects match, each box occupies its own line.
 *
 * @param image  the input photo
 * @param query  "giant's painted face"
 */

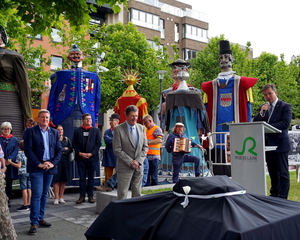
xmin=68 ymin=51 xmax=84 ymax=64
xmin=219 ymin=54 xmax=234 ymax=69
xmin=171 ymin=65 xmax=189 ymax=80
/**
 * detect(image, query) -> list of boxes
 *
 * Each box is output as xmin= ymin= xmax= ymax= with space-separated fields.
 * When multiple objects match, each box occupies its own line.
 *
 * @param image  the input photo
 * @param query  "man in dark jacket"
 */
xmin=72 ymin=113 xmax=101 ymax=204
xmin=253 ymin=83 xmax=292 ymax=199
xmin=24 ymin=109 xmax=62 ymax=235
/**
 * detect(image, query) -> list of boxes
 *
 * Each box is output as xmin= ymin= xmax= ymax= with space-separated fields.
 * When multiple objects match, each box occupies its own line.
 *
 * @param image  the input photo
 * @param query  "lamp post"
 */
xmin=156 ymin=70 xmax=167 ymax=99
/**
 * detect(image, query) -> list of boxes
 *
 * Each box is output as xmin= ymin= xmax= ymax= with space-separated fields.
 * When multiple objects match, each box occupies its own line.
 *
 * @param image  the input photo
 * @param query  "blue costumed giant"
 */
xmin=48 ymin=45 xmax=101 ymax=141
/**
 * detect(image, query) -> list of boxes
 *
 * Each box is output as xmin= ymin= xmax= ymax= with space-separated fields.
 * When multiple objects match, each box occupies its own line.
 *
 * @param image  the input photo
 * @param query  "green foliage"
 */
xmin=90 ymin=22 xmax=173 ymax=112
xmin=191 ymin=35 xmax=300 ymax=119
xmin=0 ymin=0 xmax=128 ymax=35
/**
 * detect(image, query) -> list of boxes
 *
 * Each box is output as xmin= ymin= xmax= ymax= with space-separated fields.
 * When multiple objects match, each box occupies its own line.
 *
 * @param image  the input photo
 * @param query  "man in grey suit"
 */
xmin=113 ymin=105 xmax=148 ymax=200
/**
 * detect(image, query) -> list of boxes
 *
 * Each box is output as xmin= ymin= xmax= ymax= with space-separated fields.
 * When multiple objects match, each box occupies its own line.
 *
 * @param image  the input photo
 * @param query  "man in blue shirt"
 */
xmin=24 ymin=109 xmax=62 ymax=235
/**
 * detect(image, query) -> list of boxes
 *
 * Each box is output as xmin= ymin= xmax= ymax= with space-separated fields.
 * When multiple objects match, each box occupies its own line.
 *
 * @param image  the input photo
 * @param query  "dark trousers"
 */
xmin=266 ymin=151 xmax=290 ymax=199
xmin=146 ymin=158 xmax=160 ymax=186
xmin=5 ymin=178 xmax=13 ymax=200
xmin=172 ymin=154 xmax=200 ymax=183
xmin=77 ymin=161 xmax=97 ymax=197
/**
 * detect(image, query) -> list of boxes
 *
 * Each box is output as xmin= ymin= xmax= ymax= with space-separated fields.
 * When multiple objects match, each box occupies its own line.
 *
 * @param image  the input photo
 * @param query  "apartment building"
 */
xmin=106 ymin=0 xmax=208 ymax=60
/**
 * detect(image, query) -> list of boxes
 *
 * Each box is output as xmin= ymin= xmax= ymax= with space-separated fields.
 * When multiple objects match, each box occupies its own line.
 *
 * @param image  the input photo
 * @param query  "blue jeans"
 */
xmin=142 ymin=158 xmax=149 ymax=187
xmin=107 ymin=173 xmax=118 ymax=188
xmin=147 ymin=158 xmax=160 ymax=186
xmin=29 ymin=171 xmax=53 ymax=225
xmin=77 ymin=161 xmax=97 ymax=197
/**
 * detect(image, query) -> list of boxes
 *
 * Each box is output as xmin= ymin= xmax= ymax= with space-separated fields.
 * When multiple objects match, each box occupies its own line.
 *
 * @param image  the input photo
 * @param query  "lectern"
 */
xmin=229 ymin=121 xmax=281 ymax=195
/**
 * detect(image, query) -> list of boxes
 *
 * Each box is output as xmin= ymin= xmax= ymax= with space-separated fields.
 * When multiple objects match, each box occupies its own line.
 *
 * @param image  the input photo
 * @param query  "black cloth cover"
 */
xmin=85 ymin=176 xmax=300 ymax=240
xmin=165 ymin=90 xmax=210 ymax=133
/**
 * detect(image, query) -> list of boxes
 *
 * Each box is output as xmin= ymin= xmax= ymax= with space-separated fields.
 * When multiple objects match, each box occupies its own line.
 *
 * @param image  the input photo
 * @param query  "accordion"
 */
xmin=173 ymin=138 xmax=191 ymax=153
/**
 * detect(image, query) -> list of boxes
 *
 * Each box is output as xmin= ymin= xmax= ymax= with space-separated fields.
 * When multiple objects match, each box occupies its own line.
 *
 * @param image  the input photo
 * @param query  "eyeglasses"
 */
xmin=84 ymin=118 xmax=92 ymax=120
xmin=2 ymin=128 xmax=10 ymax=130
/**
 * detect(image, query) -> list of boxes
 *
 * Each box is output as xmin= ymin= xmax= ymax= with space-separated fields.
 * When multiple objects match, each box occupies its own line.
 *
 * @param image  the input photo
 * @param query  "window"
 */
xmin=27 ymin=23 xmax=42 ymax=40
xmin=174 ymin=23 xmax=179 ymax=42
xmin=51 ymin=28 xmax=62 ymax=42
xmin=183 ymin=48 xmax=198 ymax=60
xmin=130 ymin=8 xmax=160 ymax=31
xmin=160 ymin=19 xmax=165 ymax=39
xmin=183 ymin=24 xmax=208 ymax=43
xmin=51 ymin=56 xmax=63 ymax=70
xmin=27 ymin=56 xmax=41 ymax=68
xmin=147 ymin=40 xmax=163 ymax=51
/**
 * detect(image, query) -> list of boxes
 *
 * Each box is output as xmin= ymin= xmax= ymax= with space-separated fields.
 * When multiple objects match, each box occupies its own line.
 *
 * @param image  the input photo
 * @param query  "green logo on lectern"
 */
xmin=235 ymin=137 xmax=257 ymax=156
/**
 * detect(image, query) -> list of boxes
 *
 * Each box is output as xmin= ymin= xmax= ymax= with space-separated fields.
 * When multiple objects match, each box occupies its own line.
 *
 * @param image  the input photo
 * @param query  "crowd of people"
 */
xmin=0 ymin=45 xmax=293 ymax=238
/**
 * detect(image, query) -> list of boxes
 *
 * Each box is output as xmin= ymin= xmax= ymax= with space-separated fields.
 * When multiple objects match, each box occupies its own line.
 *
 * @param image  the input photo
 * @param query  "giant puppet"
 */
xmin=0 ymin=26 xmax=32 ymax=140
xmin=161 ymin=59 xmax=210 ymax=178
xmin=48 ymin=45 xmax=101 ymax=140
xmin=201 ymin=40 xmax=258 ymax=175
xmin=114 ymin=69 xmax=148 ymax=124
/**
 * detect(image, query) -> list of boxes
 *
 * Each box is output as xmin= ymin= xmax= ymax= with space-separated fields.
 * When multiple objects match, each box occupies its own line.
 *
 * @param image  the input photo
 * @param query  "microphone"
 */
xmin=261 ymin=102 xmax=269 ymax=117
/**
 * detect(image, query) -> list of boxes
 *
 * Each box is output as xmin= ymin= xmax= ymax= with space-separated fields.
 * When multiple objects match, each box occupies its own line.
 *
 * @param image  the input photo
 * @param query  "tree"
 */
xmin=0 ymin=0 xmax=129 ymax=36
xmin=89 ymin=22 xmax=172 ymax=112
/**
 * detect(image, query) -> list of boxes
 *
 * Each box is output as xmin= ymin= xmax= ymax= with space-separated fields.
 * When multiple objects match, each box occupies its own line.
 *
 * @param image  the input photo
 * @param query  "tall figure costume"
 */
xmin=48 ymin=45 xmax=101 ymax=141
xmin=0 ymin=26 xmax=32 ymax=140
xmin=114 ymin=70 xmax=148 ymax=124
xmin=201 ymin=40 xmax=258 ymax=176
xmin=161 ymin=59 xmax=210 ymax=178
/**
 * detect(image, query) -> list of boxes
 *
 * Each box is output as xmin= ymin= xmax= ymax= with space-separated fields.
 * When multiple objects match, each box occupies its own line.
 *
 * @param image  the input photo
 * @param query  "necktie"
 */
xmin=130 ymin=126 xmax=136 ymax=147
xmin=268 ymin=104 xmax=274 ymax=123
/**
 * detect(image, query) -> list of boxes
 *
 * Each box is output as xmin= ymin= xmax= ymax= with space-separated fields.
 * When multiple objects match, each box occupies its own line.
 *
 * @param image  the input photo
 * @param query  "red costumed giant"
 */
xmin=114 ymin=70 xmax=148 ymax=124
xmin=201 ymin=40 xmax=258 ymax=175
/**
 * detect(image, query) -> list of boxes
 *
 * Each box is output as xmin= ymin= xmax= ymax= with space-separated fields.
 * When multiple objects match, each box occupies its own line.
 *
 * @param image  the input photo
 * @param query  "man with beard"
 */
xmin=47 ymin=45 xmax=101 ymax=141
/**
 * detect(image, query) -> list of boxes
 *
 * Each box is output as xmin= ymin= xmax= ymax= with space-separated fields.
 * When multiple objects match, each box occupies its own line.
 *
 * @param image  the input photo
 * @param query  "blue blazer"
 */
xmin=0 ymin=136 xmax=19 ymax=179
xmin=253 ymin=99 xmax=292 ymax=152
xmin=101 ymin=128 xmax=117 ymax=167
xmin=24 ymin=125 xmax=62 ymax=174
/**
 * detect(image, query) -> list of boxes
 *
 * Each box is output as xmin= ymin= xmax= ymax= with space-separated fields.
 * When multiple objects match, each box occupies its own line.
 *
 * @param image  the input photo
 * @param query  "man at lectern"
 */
xmin=165 ymin=122 xmax=204 ymax=183
xmin=253 ymin=83 xmax=292 ymax=199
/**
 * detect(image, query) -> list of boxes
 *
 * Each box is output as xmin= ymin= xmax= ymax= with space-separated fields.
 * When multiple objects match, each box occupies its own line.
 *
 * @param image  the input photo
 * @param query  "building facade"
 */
xmin=107 ymin=0 xmax=209 ymax=60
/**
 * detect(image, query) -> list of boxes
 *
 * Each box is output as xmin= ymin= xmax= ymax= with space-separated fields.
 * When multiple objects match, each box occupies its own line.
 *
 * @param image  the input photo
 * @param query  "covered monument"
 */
xmin=86 ymin=176 xmax=300 ymax=240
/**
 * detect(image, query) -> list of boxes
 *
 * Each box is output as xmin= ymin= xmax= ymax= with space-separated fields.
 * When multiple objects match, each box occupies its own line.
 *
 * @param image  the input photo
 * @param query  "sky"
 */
xmin=181 ymin=0 xmax=298 ymax=62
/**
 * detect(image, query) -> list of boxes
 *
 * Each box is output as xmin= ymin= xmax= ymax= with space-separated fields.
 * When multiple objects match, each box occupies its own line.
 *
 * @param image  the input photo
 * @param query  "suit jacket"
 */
xmin=24 ymin=125 xmax=62 ymax=174
xmin=72 ymin=126 xmax=101 ymax=162
xmin=113 ymin=122 xmax=148 ymax=173
xmin=253 ymin=99 xmax=292 ymax=152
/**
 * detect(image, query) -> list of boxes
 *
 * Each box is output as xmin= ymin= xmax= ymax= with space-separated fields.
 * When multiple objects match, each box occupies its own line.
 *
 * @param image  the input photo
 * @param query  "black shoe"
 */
xmin=76 ymin=196 xmax=85 ymax=204
xmin=29 ymin=224 xmax=38 ymax=235
xmin=38 ymin=220 xmax=52 ymax=227
xmin=88 ymin=196 xmax=95 ymax=203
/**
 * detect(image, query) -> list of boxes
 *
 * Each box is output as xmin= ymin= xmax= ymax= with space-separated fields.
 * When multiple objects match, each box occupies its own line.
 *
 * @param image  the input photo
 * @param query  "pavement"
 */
xmin=9 ymin=181 xmax=175 ymax=240
xmin=9 ymin=188 xmax=100 ymax=240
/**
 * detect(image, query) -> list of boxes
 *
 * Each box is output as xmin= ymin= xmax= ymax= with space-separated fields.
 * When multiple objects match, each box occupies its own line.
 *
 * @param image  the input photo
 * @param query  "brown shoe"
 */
xmin=29 ymin=224 xmax=38 ymax=235
xmin=38 ymin=220 xmax=52 ymax=227
xmin=76 ymin=196 xmax=85 ymax=204
xmin=88 ymin=196 xmax=95 ymax=203
xmin=95 ymin=185 xmax=113 ymax=192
